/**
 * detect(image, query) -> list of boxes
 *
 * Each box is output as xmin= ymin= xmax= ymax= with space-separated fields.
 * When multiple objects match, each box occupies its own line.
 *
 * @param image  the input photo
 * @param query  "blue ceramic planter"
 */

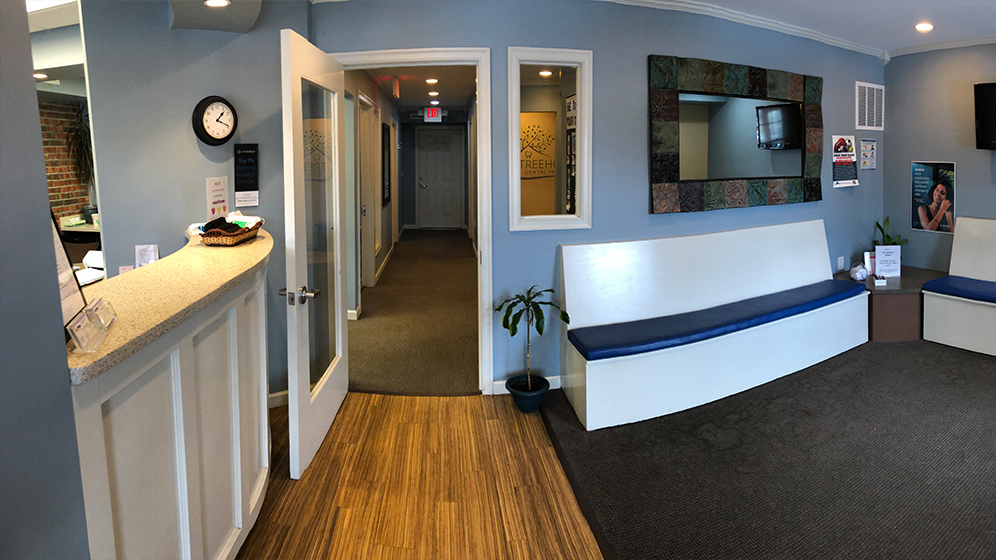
xmin=505 ymin=374 xmax=549 ymax=413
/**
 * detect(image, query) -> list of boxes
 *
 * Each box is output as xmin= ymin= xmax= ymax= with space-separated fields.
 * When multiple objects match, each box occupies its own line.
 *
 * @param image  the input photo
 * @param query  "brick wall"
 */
xmin=39 ymin=101 xmax=91 ymax=220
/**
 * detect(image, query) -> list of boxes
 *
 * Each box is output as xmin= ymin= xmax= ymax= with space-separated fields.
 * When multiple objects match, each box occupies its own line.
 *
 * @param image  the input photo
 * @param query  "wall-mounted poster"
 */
xmin=911 ymin=161 xmax=955 ymax=234
xmin=520 ymin=111 xmax=557 ymax=215
xmin=565 ymin=94 xmax=577 ymax=215
xmin=832 ymin=135 xmax=858 ymax=187
xmin=860 ymin=138 xmax=876 ymax=170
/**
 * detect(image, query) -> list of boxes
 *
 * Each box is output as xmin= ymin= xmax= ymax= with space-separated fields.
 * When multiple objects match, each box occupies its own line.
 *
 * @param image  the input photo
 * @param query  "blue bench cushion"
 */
xmin=567 ymin=279 xmax=866 ymax=361
xmin=923 ymin=275 xmax=996 ymax=305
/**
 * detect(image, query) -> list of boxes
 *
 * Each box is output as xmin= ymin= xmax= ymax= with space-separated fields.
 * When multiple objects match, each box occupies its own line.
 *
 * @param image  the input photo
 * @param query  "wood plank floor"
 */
xmin=237 ymin=393 xmax=603 ymax=560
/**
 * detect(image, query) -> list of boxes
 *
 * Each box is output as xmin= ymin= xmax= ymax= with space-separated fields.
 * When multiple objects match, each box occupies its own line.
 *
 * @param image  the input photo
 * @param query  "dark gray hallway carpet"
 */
xmin=347 ymin=229 xmax=479 ymax=395
xmin=541 ymin=341 xmax=996 ymax=560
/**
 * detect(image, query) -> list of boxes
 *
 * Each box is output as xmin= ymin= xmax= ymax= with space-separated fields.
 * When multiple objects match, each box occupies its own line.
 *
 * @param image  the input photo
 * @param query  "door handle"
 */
xmin=297 ymin=285 xmax=321 ymax=304
xmin=420 ymin=182 xmax=427 ymax=189
xmin=278 ymin=287 xmax=295 ymax=306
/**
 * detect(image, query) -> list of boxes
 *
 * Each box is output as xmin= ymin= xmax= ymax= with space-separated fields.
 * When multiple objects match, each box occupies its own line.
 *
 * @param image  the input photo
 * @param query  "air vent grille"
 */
xmin=856 ymin=82 xmax=885 ymax=130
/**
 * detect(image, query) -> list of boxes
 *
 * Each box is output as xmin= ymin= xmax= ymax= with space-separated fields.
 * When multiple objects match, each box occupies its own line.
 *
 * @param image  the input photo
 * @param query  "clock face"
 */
xmin=192 ymin=96 xmax=238 ymax=146
xmin=202 ymin=101 xmax=235 ymax=139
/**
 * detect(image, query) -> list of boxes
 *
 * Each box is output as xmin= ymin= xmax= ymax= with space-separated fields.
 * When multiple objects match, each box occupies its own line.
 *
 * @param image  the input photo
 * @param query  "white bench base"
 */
xmin=562 ymin=293 xmax=869 ymax=431
xmin=924 ymin=291 xmax=996 ymax=356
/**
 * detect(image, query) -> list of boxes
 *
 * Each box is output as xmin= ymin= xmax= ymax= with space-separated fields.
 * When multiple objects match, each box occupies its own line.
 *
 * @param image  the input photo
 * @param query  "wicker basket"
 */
xmin=201 ymin=221 xmax=262 ymax=247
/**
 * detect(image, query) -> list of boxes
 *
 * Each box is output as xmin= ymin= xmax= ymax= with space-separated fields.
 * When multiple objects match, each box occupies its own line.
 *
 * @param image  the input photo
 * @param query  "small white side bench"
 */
xmin=924 ymin=216 xmax=996 ymax=356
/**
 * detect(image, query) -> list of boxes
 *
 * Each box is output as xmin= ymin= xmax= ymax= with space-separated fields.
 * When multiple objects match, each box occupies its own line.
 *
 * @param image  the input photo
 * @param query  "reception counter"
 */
xmin=69 ymin=230 xmax=272 ymax=560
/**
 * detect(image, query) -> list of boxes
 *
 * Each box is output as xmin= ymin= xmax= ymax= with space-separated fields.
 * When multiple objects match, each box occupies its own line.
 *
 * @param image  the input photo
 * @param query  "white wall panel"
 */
xmin=191 ymin=310 xmax=239 ymax=560
xmin=102 ymin=355 xmax=181 ymax=558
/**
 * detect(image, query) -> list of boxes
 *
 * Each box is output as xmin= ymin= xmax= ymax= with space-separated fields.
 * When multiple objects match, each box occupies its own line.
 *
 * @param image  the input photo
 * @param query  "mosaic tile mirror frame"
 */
xmin=649 ymin=55 xmax=824 ymax=214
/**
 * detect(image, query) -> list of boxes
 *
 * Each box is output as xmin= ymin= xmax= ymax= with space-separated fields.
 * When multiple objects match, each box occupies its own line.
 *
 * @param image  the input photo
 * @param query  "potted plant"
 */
xmin=871 ymin=217 xmax=909 ymax=278
xmin=66 ymin=102 xmax=96 ymax=222
xmin=874 ymin=217 xmax=908 ymax=247
xmin=495 ymin=285 xmax=570 ymax=413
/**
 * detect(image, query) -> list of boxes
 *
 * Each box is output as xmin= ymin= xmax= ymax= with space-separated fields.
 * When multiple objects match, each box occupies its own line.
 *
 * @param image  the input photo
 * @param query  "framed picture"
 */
xmin=910 ymin=161 xmax=955 ymax=234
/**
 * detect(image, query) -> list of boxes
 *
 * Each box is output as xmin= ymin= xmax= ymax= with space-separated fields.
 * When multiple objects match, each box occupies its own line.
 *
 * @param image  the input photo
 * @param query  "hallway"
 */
xmin=348 ymin=229 xmax=479 ymax=395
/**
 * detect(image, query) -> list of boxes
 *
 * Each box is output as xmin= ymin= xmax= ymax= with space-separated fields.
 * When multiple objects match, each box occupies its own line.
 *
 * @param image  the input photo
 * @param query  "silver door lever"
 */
xmin=297 ymin=286 xmax=321 ymax=304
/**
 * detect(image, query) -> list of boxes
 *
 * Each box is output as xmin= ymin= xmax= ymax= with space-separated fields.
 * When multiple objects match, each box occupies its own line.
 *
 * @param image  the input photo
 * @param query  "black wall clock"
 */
xmin=192 ymin=95 xmax=238 ymax=146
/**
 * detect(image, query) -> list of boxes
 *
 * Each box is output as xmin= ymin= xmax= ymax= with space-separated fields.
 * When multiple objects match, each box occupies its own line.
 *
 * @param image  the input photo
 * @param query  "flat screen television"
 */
xmin=757 ymin=103 xmax=802 ymax=150
xmin=975 ymin=83 xmax=996 ymax=150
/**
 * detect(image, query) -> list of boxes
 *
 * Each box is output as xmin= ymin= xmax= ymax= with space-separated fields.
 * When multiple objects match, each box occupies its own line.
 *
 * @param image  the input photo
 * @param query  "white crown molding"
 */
xmin=601 ymin=0 xmax=884 ymax=58
xmin=887 ymin=36 xmax=996 ymax=59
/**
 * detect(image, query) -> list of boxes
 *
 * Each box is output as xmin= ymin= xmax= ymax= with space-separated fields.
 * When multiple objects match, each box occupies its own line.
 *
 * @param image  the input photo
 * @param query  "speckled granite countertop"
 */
xmin=67 ymin=230 xmax=273 ymax=385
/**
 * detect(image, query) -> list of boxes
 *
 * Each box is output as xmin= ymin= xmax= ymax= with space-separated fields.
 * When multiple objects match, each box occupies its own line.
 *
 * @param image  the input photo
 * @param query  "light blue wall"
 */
xmin=884 ymin=44 xmax=996 ymax=271
xmin=706 ymin=97 xmax=801 ymax=179
xmin=311 ymin=0 xmax=886 ymax=383
xmin=81 ymin=0 xmax=308 ymax=392
xmin=1 ymin=1 xmax=90 ymax=556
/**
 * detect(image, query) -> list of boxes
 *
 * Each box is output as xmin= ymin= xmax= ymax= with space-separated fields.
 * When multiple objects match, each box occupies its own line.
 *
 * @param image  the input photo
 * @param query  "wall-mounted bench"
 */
xmin=923 ymin=217 xmax=996 ymax=356
xmin=559 ymin=219 xmax=869 ymax=431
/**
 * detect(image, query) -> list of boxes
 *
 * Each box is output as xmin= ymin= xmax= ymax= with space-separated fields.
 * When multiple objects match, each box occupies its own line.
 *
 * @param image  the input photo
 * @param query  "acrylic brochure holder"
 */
xmin=69 ymin=297 xmax=118 ymax=354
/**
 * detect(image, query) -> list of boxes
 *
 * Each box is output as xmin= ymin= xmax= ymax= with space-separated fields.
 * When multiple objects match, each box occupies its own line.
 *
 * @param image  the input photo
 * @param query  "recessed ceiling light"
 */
xmin=539 ymin=71 xmax=553 ymax=77
xmin=428 ymin=91 xmax=439 ymax=96
xmin=204 ymin=0 xmax=230 ymax=7
xmin=426 ymin=78 xmax=438 ymax=84
xmin=430 ymin=100 xmax=440 ymax=106
xmin=915 ymin=21 xmax=934 ymax=32
xmin=33 ymin=72 xmax=48 ymax=80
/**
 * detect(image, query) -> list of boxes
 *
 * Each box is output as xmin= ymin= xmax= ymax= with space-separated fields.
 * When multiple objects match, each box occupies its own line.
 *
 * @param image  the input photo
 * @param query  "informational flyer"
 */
xmin=207 ymin=176 xmax=229 ymax=219
xmin=911 ymin=161 xmax=955 ymax=234
xmin=832 ymin=135 xmax=858 ymax=188
xmin=860 ymin=138 xmax=876 ymax=170
xmin=234 ymin=144 xmax=259 ymax=208
xmin=135 ymin=244 xmax=159 ymax=268
xmin=875 ymin=245 xmax=901 ymax=278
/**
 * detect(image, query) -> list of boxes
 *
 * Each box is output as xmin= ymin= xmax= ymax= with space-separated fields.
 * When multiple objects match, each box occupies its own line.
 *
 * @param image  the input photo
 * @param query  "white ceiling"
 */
xmin=367 ymin=66 xmax=478 ymax=110
xmin=26 ymin=0 xmax=78 ymax=33
xmin=606 ymin=0 xmax=996 ymax=59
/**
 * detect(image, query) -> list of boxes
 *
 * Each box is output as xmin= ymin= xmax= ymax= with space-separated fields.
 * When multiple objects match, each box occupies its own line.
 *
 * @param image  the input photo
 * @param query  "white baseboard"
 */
xmin=492 ymin=375 xmax=561 ymax=395
xmin=347 ymin=304 xmax=361 ymax=321
xmin=268 ymin=390 xmax=288 ymax=409
xmin=374 ymin=245 xmax=394 ymax=284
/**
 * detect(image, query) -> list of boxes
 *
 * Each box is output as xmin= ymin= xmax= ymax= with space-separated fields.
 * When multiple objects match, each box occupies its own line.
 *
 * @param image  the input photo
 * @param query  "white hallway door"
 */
xmin=417 ymin=126 xmax=465 ymax=229
xmin=280 ymin=29 xmax=349 ymax=480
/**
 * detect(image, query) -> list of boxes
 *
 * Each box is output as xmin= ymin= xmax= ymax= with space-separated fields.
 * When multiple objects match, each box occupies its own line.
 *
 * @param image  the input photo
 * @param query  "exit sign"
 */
xmin=425 ymin=107 xmax=442 ymax=122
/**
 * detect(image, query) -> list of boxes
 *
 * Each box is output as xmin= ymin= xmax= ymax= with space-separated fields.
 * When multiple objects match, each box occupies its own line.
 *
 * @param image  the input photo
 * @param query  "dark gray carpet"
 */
xmin=541 ymin=341 xmax=996 ymax=560
xmin=347 ymin=229 xmax=479 ymax=395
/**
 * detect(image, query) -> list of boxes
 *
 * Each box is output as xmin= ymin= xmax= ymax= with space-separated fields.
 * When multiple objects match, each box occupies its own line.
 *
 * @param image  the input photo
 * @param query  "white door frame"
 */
xmin=391 ymin=119 xmax=400 ymax=243
xmin=356 ymin=91 xmax=378 ymax=289
xmin=330 ymin=47 xmax=494 ymax=394
xmin=415 ymin=125 xmax=466 ymax=230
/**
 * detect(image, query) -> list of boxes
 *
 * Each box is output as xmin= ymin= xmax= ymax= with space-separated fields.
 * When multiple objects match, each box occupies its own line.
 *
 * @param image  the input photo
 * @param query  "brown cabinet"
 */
xmin=834 ymin=265 xmax=947 ymax=342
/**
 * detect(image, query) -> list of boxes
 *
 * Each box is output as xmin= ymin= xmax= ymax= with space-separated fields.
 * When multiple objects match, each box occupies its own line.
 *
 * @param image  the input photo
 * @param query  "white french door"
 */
xmin=280 ymin=29 xmax=348 ymax=480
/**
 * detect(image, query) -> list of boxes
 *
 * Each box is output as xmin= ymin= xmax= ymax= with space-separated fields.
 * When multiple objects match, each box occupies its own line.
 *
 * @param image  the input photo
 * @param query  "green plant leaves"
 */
xmin=533 ymin=304 xmax=545 ymax=336
xmin=509 ymin=309 xmax=524 ymax=337
xmin=495 ymin=286 xmax=570 ymax=336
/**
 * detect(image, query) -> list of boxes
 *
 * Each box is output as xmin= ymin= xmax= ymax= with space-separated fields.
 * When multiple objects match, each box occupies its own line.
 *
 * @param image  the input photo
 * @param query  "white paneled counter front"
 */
xmin=67 ymin=231 xmax=273 ymax=560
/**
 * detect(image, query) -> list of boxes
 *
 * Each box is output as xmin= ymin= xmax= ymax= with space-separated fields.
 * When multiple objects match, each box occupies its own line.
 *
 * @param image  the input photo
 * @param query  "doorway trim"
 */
xmin=330 ymin=47 xmax=494 ymax=394
xmin=356 ymin=91 xmax=379 ymax=289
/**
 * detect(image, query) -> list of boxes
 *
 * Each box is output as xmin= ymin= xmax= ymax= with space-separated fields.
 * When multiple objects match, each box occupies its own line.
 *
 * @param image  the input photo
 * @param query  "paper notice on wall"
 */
xmin=860 ymin=138 xmax=877 ymax=170
xmin=135 ymin=244 xmax=159 ymax=268
xmin=207 ymin=176 xmax=229 ymax=219
xmin=832 ymin=135 xmax=858 ymax=187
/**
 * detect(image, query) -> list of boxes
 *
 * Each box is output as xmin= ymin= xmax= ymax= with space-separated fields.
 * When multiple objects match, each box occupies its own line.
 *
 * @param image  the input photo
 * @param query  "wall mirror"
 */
xmin=649 ymin=55 xmax=824 ymax=214
xmin=678 ymin=93 xmax=803 ymax=181
xmin=508 ymin=47 xmax=591 ymax=231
